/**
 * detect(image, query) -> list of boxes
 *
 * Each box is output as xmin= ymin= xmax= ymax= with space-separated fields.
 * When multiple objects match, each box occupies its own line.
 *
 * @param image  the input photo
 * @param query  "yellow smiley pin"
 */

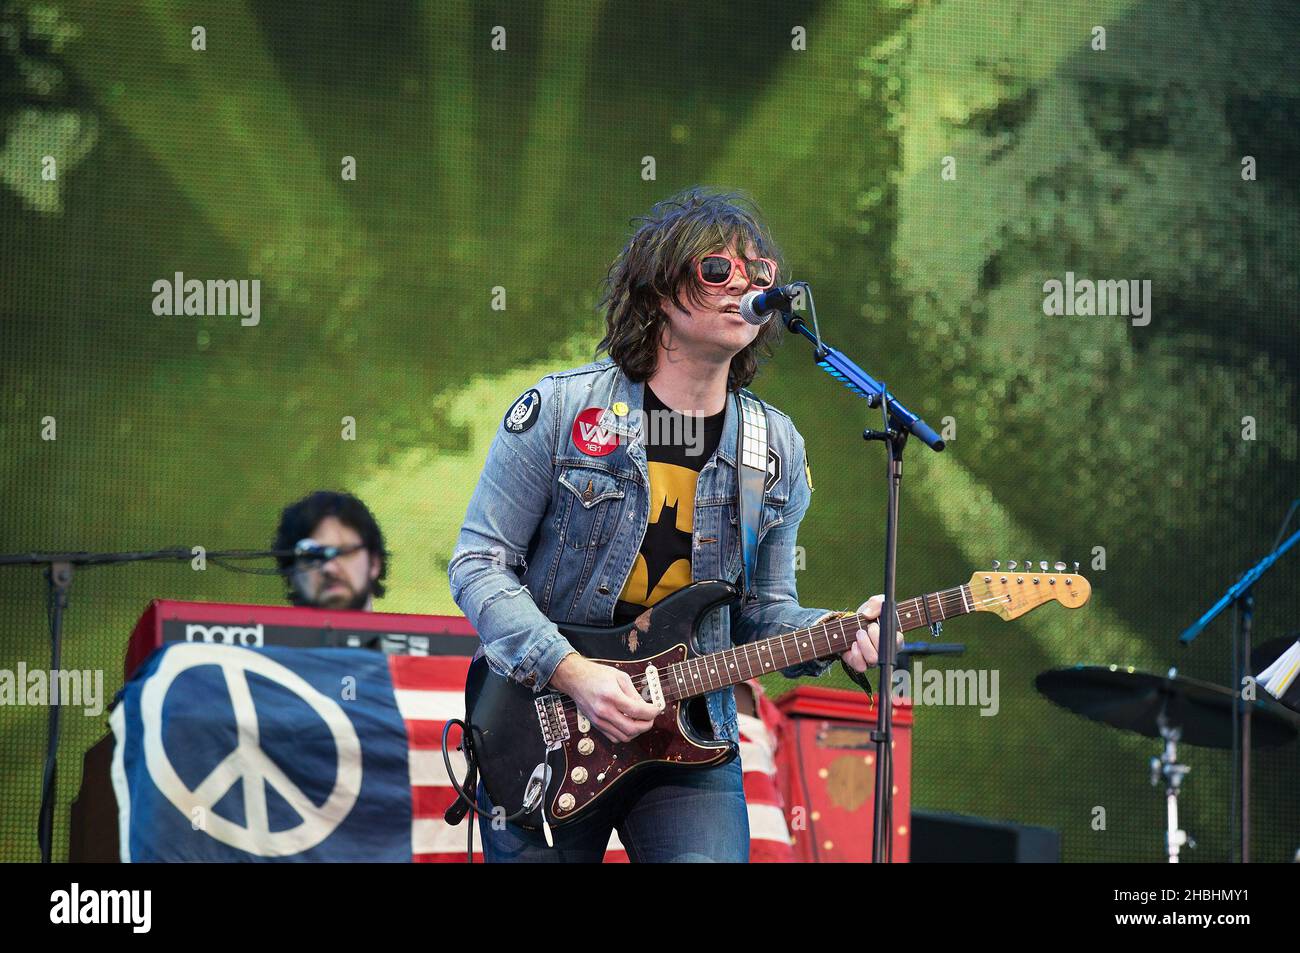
xmin=612 ymin=401 xmax=629 ymax=416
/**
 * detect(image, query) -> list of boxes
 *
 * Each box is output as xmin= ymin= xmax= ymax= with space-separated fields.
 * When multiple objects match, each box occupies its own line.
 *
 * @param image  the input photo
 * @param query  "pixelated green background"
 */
xmin=1 ymin=0 xmax=1297 ymax=862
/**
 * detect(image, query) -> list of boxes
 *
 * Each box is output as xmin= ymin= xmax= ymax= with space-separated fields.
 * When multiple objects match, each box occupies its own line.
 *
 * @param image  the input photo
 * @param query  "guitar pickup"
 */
xmin=642 ymin=665 xmax=666 ymax=713
xmin=534 ymin=694 xmax=571 ymax=747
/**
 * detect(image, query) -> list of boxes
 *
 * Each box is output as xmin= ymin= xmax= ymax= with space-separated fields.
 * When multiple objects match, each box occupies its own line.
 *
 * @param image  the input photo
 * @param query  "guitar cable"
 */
xmin=440 ymin=717 xmax=556 ymax=862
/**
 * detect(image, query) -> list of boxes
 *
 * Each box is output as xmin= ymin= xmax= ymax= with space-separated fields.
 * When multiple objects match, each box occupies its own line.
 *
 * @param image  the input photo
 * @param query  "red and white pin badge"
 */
xmin=571 ymin=407 xmax=619 ymax=456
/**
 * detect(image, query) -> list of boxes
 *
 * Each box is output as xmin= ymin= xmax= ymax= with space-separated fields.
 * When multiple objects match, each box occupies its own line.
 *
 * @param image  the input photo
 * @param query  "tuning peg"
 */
xmin=992 ymin=560 xmax=1001 ymax=570
xmin=1054 ymin=561 xmax=1066 ymax=571
xmin=1008 ymin=560 xmax=1017 ymax=570
xmin=1073 ymin=561 xmax=1080 ymax=573
xmin=1039 ymin=560 xmax=1049 ymax=571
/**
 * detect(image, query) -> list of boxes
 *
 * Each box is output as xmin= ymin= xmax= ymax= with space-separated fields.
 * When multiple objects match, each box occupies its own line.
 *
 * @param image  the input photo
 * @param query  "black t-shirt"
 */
xmin=612 ymin=383 xmax=726 ymax=626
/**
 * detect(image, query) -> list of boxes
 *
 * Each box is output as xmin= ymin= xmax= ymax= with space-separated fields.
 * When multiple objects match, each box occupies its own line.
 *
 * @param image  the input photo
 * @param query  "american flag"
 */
xmin=390 ymin=657 xmax=793 ymax=862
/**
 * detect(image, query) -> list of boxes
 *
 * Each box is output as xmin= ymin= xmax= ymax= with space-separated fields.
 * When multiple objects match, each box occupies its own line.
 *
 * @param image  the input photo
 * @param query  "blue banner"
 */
xmin=111 ymin=644 xmax=413 ymax=862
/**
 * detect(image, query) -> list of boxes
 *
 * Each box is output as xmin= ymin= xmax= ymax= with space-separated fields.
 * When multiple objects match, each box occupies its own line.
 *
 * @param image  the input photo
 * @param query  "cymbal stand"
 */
xmin=1149 ymin=703 xmax=1193 ymax=863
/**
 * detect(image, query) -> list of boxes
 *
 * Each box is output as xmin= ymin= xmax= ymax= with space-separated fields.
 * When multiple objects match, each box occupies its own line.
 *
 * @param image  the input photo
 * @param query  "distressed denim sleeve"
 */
xmin=732 ymin=429 xmax=837 ymax=679
xmin=447 ymin=377 xmax=576 ymax=692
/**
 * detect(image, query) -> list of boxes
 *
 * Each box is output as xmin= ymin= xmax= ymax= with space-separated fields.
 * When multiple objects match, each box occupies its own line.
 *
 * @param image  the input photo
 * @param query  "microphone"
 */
xmin=293 ymin=539 xmax=341 ymax=564
xmin=739 ymin=284 xmax=801 ymax=325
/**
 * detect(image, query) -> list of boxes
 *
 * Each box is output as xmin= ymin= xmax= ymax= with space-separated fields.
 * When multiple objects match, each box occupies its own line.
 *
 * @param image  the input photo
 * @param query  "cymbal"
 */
xmin=1035 ymin=665 xmax=1300 ymax=750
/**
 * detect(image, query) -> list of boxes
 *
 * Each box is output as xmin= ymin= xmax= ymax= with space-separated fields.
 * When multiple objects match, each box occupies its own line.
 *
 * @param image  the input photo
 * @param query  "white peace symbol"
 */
xmin=140 ymin=643 xmax=362 ymax=856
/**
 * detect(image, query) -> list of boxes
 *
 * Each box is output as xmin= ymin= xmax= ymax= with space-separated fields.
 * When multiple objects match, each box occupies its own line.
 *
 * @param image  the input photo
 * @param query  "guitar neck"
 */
xmin=663 ymin=585 xmax=975 ymax=703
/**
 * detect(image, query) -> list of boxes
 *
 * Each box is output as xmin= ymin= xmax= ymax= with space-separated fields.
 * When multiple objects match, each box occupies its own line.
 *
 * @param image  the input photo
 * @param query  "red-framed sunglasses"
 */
xmin=696 ymin=254 xmax=778 ymax=289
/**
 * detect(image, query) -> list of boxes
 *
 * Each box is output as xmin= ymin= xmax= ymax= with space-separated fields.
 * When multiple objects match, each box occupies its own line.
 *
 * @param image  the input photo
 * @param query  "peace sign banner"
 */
xmin=110 ymin=643 xmax=415 ymax=862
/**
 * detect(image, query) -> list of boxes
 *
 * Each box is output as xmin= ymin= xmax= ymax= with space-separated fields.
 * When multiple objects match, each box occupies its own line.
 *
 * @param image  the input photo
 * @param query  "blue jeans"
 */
xmin=476 ymin=759 xmax=749 ymax=863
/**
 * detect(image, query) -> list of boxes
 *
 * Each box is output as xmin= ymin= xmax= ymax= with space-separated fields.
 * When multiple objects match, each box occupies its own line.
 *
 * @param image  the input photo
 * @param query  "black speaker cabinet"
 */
xmin=910 ymin=810 xmax=1060 ymax=862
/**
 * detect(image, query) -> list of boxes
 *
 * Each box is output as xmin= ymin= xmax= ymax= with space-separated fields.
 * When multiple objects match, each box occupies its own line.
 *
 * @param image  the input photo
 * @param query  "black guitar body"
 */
xmin=464 ymin=579 xmax=741 ymax=829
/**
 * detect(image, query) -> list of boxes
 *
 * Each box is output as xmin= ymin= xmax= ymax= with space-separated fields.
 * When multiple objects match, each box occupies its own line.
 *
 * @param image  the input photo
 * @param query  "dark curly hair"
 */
xmin=273 ymin=490 xmax=388 ymax=602
xmin=596 ymin=187 xmax=787 ymax=392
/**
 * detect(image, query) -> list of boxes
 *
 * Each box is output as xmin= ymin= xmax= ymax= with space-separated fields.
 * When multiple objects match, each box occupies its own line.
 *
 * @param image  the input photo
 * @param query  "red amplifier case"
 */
xmin=774 ymin=685 xmax=912 ymax=862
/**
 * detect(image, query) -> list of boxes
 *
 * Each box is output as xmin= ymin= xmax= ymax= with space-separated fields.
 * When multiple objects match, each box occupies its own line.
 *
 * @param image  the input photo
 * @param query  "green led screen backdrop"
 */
xmin=1 ymin=0 xmax=1297 ymax=862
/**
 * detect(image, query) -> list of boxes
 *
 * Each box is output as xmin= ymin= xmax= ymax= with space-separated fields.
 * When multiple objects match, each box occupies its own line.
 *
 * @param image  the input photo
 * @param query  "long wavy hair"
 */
xmin=596 ymin=187 xmax=787 ymax=392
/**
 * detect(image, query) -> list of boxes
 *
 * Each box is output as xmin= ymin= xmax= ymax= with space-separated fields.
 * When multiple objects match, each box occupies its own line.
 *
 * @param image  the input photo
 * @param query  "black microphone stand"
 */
xmin=774 ymin=283 xmax=945 ymax=862
xmin=0 ymin=545 xmax=306 ymax=862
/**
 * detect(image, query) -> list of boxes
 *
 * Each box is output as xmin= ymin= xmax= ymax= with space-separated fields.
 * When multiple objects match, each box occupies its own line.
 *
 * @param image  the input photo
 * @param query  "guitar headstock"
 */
xmin=966 ymin=560 xmax=1091 ymax=621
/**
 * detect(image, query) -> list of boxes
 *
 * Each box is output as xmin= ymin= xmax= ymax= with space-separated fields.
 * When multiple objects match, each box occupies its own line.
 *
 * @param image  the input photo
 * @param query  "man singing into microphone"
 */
xmin=274 ymin=490 xmax=388 ymax=611
xmin=448 ymin=187 xmax=888 ymax=862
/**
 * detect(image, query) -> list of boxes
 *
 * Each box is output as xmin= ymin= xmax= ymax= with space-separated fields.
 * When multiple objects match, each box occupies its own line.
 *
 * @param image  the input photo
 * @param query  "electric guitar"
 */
xmin=465 ymin=567 xmax=1091 ymax=829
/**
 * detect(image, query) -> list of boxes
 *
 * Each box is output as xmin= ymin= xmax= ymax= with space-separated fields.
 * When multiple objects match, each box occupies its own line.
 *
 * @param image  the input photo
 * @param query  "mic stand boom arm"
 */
xmin=775 ymin=283 xmax=945 ymax=863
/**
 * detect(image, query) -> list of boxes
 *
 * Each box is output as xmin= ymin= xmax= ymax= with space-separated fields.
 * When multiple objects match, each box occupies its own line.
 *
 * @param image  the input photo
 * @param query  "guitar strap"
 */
xmin=737 ymin=393 xmax=875 ymax=697
xmin=736 ymin=390 xmax=768 ymax=602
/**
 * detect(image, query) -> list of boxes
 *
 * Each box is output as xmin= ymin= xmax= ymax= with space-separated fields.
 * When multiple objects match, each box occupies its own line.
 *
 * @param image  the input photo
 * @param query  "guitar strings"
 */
xmin=544 ymin=588 xmax=1017 ymax=727
xmin=551 ymin=587 xmax=997 ymax=719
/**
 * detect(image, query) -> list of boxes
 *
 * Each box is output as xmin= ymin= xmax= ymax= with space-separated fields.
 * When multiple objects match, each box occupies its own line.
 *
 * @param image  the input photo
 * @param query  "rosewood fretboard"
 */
xmin=660 ymin=585 xmax=977 ymax=701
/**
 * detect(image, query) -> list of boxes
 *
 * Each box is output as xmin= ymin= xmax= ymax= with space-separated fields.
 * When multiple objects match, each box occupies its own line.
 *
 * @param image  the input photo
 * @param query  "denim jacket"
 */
xmin=447 ymin=357 xmax=834 ymax=745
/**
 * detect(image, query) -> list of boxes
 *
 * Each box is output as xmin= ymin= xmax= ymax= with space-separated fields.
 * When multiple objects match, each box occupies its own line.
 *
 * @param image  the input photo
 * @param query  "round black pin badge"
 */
xmin=504 ymin=388 xmax=541 ymax=434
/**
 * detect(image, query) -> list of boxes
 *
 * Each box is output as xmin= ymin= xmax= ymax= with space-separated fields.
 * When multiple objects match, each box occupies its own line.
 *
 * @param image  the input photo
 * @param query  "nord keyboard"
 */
xmin=125 ymin=600 xmax=478 ymax=679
